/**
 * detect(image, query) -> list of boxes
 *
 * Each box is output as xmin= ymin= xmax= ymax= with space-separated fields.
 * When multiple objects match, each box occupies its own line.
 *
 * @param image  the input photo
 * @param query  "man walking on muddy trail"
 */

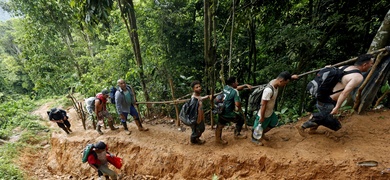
xmin=215 ymin=77 xmax=248 ymax=145
xmin=297 ymin=54 xmax=374 ymax=136
xmin=115 ymin=79 xmax=148 ymax=133
xmin=95 ymin=89 xmax=119 ymax=135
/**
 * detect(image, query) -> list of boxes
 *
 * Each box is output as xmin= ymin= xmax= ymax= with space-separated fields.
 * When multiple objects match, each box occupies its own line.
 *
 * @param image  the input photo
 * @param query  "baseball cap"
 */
xmin=94 ymin=141 xmax=107 ymax=150
xmin=101 ymin=89 xmax=110 ymax=96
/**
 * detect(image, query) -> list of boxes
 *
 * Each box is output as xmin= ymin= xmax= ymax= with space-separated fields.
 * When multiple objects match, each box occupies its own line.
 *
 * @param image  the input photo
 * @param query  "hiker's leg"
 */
xmin=96 ymin=112 xmax=104 ymax=134
xmin=216 ymin=116 xmax=228 ymax=145
xmin=119 ymin=113 xmax=130 ymax=131
xmin=57 ymin=122 xmax=69 ymax=134
xmin=233 ymin=114 xmax=246 ymax=139
xmin=130 ymin=105 xmax=148 ymax=131
xmin=190 ymin=121 xmax=205 ymax=145
xmin=63 ymin=119 xmax=72 ymax=132
xmin=104 ymin=111 xmax=118 ymax=130
xmin=190 ymin=125 xmax=199 ymax=144
xmin=98 ymin=165 xmax=117 ymax=180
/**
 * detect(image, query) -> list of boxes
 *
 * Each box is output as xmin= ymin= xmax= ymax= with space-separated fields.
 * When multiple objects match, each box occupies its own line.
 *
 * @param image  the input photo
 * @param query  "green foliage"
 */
xmin=0 ymin=96 xmax=52 ymax=180
xmin=0 ymin=143 xmax=25 ymax=180
xmin=381 ymin=81 xmax=390 ymax=93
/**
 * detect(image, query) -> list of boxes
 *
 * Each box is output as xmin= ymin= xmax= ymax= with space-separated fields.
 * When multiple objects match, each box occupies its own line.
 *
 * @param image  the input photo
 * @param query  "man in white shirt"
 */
xmin=252 ymin=71 xmax=299 ymax=146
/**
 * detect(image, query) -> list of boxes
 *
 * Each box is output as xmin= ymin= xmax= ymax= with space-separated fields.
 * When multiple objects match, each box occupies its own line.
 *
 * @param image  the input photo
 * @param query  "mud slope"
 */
xmin=21 ymin=105 xmax=390 ymax=180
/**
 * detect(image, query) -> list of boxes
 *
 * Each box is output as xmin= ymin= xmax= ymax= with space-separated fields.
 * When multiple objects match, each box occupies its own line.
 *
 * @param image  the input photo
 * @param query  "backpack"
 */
xmin=179 ymin=98 xmax=199 ymax=126
xmin=81 ymin=144 xmax=95 ymax=163
xmin=248 ymin=84 xmax=274 ymax=112
xmin=109 ymin=86 xmax=117 ymax=104
xmin=212 ymin=94 xmax=225 ymax=114
xmin=85 ymin=97 xmax=97 ymax=110
xmin=47 ymin=108 xmax=67 ymax=121
xmin=306 ymin=66 xmax=360 ymax=102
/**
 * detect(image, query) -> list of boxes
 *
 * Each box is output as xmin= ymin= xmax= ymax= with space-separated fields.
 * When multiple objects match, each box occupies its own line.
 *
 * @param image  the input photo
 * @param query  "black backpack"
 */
xmin=179 ymin=98 xmax=199 ymax=126
xmin=306 ymin=66 xmax=360 ymax=102
xmin=248 ymin=84 xmax=274 ymax=112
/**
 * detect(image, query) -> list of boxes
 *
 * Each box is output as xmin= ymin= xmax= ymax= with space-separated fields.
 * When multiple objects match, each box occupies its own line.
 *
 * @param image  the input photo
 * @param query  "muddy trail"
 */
xmin=19 ymin=103 xmax=390 ymax=179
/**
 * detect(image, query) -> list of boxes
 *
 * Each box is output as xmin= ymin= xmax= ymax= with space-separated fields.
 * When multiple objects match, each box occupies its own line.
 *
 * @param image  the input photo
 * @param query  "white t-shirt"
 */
xmin=257 ymin=81 xmax=277 ymax=118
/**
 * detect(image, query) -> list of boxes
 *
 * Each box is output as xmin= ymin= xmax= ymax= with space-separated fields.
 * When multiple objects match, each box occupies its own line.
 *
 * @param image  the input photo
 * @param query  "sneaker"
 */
xmin=295 ymin=125 xmax=307 ymax=137
xmin=234 ymin=133 xmax=247 ymax=139
xmin=251 ymin=138 xmax=263 ymax=146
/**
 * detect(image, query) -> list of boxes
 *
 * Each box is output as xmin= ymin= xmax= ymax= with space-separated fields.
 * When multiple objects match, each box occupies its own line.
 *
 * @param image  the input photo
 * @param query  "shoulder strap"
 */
xmin=266 ymin=84 xmax=275 ymax=99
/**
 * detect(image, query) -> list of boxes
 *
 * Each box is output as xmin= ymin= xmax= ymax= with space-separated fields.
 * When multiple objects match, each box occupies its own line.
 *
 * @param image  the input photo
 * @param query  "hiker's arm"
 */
xmin=331 ymin=78 xmax=362 ymax=114
xmin=89 ymin=163 xmax=99 ymax=172
xmin=259 ymin=100 xmax=269 ymax=123
xmin=234 ymin=89 xmax=242 ymax=110
xmin=200 ymin=95 xmax=210 ymax=101
xmin=291 ymin=74 xmax=299 ymax=80
xmin=236 ymin=84 xmax=252 ymax=91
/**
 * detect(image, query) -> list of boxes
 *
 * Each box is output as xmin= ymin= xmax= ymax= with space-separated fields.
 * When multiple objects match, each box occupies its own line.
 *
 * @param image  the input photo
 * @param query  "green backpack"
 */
xmin=81 ymin=144 xmax=94 ymax=163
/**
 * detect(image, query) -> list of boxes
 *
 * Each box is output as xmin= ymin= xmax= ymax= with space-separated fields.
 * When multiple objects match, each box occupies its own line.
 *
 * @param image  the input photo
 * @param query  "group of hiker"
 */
xmin=184 ymin=52 xmax=376 ymax=146
xmin=45 ymin=50 xmax=382 ymax=179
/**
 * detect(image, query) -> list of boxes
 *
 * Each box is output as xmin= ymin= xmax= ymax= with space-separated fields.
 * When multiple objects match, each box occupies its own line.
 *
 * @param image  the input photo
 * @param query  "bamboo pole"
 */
xmin=169 ymin=78 xmax=180 ymax=126
xmin=298 ymin=48 xmax=387 ymax=77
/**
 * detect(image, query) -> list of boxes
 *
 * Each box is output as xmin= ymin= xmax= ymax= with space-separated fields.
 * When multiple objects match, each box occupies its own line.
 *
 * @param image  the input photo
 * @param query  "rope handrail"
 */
xmin=135 ymin=48 xmax=387 ymax=106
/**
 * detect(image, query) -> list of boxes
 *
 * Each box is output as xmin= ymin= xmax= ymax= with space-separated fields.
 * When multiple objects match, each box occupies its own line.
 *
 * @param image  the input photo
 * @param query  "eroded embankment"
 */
xmin=45 ymin=133 xmax=388 ymax=180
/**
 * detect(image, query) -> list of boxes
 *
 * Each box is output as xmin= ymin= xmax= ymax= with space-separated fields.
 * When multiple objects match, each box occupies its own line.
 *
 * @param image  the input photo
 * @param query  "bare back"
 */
xmin=330 ymin=66 xmax=363 ymax=101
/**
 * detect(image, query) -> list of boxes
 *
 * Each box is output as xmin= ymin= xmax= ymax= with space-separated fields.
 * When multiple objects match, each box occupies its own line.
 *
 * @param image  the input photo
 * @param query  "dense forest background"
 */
xmin=0 ymin=0 xmax=389 ymax=122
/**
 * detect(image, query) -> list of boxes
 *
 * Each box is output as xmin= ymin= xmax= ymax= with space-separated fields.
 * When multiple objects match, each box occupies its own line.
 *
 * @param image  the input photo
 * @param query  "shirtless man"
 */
xmin=298 ymin=54 xmax=374 ymax=135
xmin=95 ymin=89 xmax=118 ymax=135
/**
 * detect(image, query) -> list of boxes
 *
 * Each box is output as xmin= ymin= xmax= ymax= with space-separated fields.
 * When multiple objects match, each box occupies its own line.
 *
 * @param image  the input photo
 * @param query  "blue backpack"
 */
xmin=109 ymin=86 xmax=117 ymax=104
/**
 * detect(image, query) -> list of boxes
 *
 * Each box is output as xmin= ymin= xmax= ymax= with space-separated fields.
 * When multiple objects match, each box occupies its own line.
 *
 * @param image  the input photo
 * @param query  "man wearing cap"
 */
xmin=115 ymin=79 xmax=148 ymax=132
xmin=87 ymin=141 xmax=118 ymax=180
xmin=95 ymin=89 xmax=118 ymax=134
xmin=47 ymin=108 xmax=72 ymax=134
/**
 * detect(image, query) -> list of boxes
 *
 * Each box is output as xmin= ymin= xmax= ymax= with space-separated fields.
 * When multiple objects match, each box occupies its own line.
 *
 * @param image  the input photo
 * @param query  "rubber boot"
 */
xmin=122 ymin=121 xmax=129 ymax=131
xmin=135 ymin=119 xmax=149 ymax=131
xmin=96 ymin=125 xmax=103 ymax=135
xmin=215 ymin=125 xmax=227 ymax=145
xmin=122 ymin=121 xmax=132 ymax=135
xmin=108 ymin=121 xmax=119 ymax=130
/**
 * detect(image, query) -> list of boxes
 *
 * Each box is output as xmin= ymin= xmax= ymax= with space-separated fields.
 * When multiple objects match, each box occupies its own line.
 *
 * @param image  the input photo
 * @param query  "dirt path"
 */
xmin=18 ymin=104 xmax=390 ymax=179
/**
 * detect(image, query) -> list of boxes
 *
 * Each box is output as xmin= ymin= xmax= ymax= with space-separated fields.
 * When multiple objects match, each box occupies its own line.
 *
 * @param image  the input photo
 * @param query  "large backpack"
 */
xmin=248 ymin=84 xmax=274 ymax=112
xmin=85 ymin=97 xmax=97 ymax=111
xmin=179 ymin=98 xmax=199 ymax=126
xmin=306 ymin=66 xmax=360 ymax=102
xmin=81 ymin=144 xmax=95 ymax=163
xmin=109 ymin=86 xmax=117 ymax=104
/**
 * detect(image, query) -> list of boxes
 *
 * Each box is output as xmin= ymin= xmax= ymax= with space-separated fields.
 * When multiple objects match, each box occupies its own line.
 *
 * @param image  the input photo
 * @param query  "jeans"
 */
xmin=303 ymin=101 xmax=341 ymax=131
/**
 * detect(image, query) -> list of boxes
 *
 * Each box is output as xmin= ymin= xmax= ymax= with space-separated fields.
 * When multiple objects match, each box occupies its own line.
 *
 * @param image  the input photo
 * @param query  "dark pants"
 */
xmin=218 ymin=113 xmax=245 ymax=134
xmin=57 ymin=119 xmax=71 ymax=129
xmin=190 ymin=120 xmax=205 ymax=142
xmin=303 ymin=101 xmax=341 ymax=131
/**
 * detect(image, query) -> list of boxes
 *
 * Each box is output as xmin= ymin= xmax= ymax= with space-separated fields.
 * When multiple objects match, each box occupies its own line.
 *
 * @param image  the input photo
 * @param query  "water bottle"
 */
xmin=253 ymin=123 xmax=263 ymax=140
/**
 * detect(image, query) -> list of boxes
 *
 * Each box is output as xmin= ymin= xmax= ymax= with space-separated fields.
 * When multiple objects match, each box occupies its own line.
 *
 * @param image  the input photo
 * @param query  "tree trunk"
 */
xmin=367 ymin=9 xmax=390 ymax=52
xmin=204 ymin=0 xmax=216 ymax=128
xmin=117 ymin=0 xmax=151 ymax=116
xmin=228 ymin=0 xmax=235 ymax=77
